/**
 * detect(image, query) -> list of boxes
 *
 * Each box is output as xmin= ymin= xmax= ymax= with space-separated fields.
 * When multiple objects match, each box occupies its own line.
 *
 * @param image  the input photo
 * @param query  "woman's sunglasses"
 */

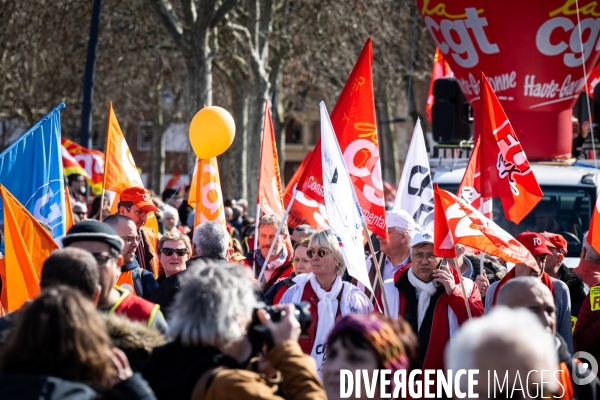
xmin=160 ymin=248 xmax=188 ymax=257
xmin=306 ymin=248 xmax=331 ymax=259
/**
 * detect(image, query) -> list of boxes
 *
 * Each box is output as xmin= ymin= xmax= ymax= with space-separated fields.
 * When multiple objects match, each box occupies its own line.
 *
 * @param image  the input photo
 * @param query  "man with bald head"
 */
xmin=497 ymin=277 xmax=600 ymax=399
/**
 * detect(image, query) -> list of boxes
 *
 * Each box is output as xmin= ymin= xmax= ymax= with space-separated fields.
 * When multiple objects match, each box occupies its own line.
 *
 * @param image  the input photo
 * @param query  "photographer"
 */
xmin=143 ymin=262 xmax=325 ymax=400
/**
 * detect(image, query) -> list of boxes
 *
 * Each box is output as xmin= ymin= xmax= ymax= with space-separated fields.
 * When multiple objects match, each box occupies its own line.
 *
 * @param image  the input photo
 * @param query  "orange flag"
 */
xmin=589 ymin=195 xmax=600 ymax=254
xmin=474 ymin=73 xmax=543 ymax=224
xmin=188 ymin=158 xmax=226 ymax=229
xmin=0 ymin=185 xmax=59 ymax=311
xmin=433 ymin=184 xmax=539 ymax=272
xmin=283 ymin=151 xmax=328 ymax=229
xmin=295 ymin=38 xmax=387 ymax=239
xmin=103 ymin=102 xmax=158 ymax=232
xmin=64 ymin=184 xmax=74 ymax=232
xmin=426 ymin=47 xmax=453 ymax=122
xmin=257 ymin=102 xmax=285 ymax=216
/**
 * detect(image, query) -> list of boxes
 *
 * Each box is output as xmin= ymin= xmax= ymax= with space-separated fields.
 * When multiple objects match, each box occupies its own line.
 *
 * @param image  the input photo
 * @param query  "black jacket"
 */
xmin=149 ymin=256 xmax=227 ymax=320
xmin=121 ymin=259 xmax=159 ymax=301
xmin=558 ymin=264 xmax=588 ymax=318
xmin=464 ymin=253 xmax=506 ymax=285
xmin=556 ymin=333 xmax=600 ymax=399
xmin=143 ymin=340 xmax=240 ymax=400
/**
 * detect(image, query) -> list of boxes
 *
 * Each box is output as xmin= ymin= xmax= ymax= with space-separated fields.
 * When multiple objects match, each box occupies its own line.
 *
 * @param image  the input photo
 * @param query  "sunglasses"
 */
xmin=161 ymin=247 xmax=189 ymax=257
xmin=306 ymin=248 xmax=331 ymax=259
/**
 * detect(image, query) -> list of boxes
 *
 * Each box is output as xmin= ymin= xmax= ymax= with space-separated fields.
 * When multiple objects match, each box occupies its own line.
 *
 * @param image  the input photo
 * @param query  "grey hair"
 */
xmin=168 ymin=263 xmax=257 ymax=347
xmin=394 ymin=227 xmax=415 ymax=241
xmin=446 ymin=307 xmax=558 ymax=394
xmin=582 ymin=232 xmax=600 ymax=264
xmin=192 ymin=221 xmax=230 ymax=258
xmin=294 ymin=224 xmax=315 ymax=235
xmin=162 ymin=207 xmax=179 ymax=222
xmin=258 ymin=213 xmax=287 ymax=235
xmin=308 ymin=229 xmax=346 ymax=277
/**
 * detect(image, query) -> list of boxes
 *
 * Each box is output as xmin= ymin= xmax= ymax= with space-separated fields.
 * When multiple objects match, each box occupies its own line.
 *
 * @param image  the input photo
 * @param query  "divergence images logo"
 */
xmin=572 ymin=351 xmax=598 ymax=386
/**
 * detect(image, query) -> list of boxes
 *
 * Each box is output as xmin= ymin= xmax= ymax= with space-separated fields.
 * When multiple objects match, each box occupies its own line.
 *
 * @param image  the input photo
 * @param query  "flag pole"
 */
xmin=369 ymin=251 xmax=385 ymax=303
xmin=257 ymin=190 xmax=298 ymax=285
xmin=359 ymin=219 xmax=390 ymax=317
xmin=453 ymin=257 xmax=473 ymax=320
xmin=253 ymin=204 xmax=261 ymax=277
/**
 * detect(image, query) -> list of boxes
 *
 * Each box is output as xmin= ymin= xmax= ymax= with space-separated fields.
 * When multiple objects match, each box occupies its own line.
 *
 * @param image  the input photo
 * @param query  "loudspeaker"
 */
xmin=432 ymin=78 xmax=472 ymax=143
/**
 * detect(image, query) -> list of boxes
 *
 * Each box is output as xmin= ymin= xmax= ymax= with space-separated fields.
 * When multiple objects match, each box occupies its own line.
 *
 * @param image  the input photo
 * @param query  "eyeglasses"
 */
xmin=91 ymin=252 xmax=116 ymax=265
xmin=412 ymin=252 xmax=437 ymax=263
xmin=74 ymin=211 xmax=86 ymax=216
xmin=125 ymin=206 xmax=146 ymax=218
xmin=121 ymin=235 xmax=142 ymax=246
xmin=306 ymin=248 xmax=332 ymax=259
xmin=161 ymin=247 xmax=189 ymax=257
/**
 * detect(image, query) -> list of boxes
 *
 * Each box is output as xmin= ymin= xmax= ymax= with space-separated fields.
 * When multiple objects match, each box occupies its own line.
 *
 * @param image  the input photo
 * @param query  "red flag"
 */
xmin=164 ymin=171 xmax=182 ymax=191
xmin=433 ymin=184 xmax=457 ymax=259
xmin=61 ymin=138 xmax=105 ymax=195
xmin=426 ymin=47 xmax=453 ymax=122
xmin=588 ymin=194 xmax=600 ymax=254
xmin=283 ymin=151 xmax=328 ymax=229
xmin=586 ymin=63 xmax=600 ymax=98
xmin=457 ymin=136 xmax=493 ymax=218
xmin=257 ymin=102 xmax=285 ymax=216
xmin=434 ymin=184 xmax=539 ymax=272
xmin=295 ymin=38 xmax=387 ymax=238
xmin=475 ymin=73 xmax=543 ymax=224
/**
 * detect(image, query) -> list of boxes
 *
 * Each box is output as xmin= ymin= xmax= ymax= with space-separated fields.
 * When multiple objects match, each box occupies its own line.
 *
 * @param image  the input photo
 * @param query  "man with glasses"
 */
xmin=117 ymin=187 xmax=160 ymax=278
xmin=104 ymin=215 xmax=158 ymax=300
xmin=63 ymin=220 xmax=168 ymax=334
xmin=72 ymin=202 xmax=88 ymax=221
xmin=379 ymin=230 xmax=483 ymax=380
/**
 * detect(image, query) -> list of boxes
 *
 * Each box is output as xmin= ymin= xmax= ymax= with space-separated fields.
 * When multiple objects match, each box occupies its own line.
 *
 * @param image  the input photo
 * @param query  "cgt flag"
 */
xmin=1 ymin=185 xmax=59 ymax=311
xmin=257 ymin=102 xmax=285 ymax=216
xmin=457 ymin=136 xmax=493 ymax=218
xmin=283 ymin=151 xmax=328 ymax=230
xmin=320 ymin=102 xmax=372 ymax=294
xmin=460 ymin=73 xmax=543 ymax=225
xmin=0 ymin=104 xmax=67 ymax=238
xmin=188 ymin=158 xmax=226 ymax=229
xmin=434 ymin=184 xmax=538 ymax=273
xmin=296 ymin=38 xmax=387 ymax=239
xmin=61 ymin=138 xmax=105 ymax=195
xmin=394 ymin=118 xmax=434 ymax=230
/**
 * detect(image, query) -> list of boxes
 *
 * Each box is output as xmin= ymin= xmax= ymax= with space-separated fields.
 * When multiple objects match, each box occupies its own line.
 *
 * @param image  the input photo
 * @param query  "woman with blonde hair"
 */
xmin=279 ymin=229 xmax=373 ymax=375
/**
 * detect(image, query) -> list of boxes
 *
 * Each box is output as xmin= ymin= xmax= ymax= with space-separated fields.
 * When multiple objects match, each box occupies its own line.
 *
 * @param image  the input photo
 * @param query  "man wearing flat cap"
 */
xmin=117 ymin=187 xmax=160 ymax=278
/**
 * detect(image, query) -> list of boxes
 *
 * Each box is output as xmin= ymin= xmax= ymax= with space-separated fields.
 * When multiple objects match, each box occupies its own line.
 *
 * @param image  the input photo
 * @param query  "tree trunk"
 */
xmin=223 ymin=77 xmax=249 ymax=201
xmin=151 ymin=97 xmax=167 ymax=194
xmin=270 ymin=60 xmax=287 ymax=179
xmin=376 ymin=82 xmax=399 ymax=185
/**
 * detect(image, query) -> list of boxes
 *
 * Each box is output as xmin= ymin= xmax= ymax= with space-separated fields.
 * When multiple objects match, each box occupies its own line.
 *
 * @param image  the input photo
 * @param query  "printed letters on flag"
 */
xmin=320 ymin=102 xmax=372 ymax=293
xmin=426 ymin=47 xmax=453 ymax=122
xmin=61 ymin=138 xmax=105 ymax=195
xmin=188 ymin=158 xmax=226 ymax=229
xmin=283 ymin=150 xmax=328 ymax=229
xmin=296 ymin=38 xmax=387 ymax=239
xmin=394 ymin=118 xmax=434 ymax=230
xmin=457 ymin=136 xmax=493 ymax=218
xmin=586 ymin=63 xmax=600 ymax=97
xmin=434 ymin=184 xmax=539 ymax=273
xmin=0 ymin=104 xmax=67 ymax=238
xmin=1 ymin=185 xmax=59 ymax=311
xmin=258 ymin=102 xmax=285 ymax=216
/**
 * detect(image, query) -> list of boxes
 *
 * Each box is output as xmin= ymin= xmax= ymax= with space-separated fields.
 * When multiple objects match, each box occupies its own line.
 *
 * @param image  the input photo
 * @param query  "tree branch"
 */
xmin=150 ymin=0 xmax=184 ymax=48
xmin=210 ymin=0 xmax=238 ymax=29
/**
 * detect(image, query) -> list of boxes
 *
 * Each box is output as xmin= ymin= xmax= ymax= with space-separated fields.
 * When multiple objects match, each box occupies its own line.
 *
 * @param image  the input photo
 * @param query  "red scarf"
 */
xmin=492 ymin=268 xmax=554 ymax=306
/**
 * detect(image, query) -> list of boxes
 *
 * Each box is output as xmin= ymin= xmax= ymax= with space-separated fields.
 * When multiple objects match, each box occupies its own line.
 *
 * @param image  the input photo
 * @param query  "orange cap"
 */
xmin=120 ymin=187 xmax=159 ymax=212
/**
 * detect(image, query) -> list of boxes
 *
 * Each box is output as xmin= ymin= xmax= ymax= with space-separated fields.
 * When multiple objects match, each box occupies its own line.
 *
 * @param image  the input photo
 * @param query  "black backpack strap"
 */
xmin=132 ymin=267 xmax=143 ymax=297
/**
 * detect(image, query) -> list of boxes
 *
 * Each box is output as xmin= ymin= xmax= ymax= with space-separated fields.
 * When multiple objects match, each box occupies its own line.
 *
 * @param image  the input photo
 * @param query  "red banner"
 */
xmin=61 ymin=138 xmax=105 ymax=195
xmin=417 ymin=0 xmax=600 ymax=159
xmin=426 ymin=47 xmax=453 ymax=122
xmin=296 ymin=38 xmax=387 ymax=238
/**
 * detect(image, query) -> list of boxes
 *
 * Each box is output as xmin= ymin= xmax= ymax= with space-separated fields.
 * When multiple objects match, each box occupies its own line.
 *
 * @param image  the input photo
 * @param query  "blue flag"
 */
xmin=0 ymin=103 xmax=66 ymax=238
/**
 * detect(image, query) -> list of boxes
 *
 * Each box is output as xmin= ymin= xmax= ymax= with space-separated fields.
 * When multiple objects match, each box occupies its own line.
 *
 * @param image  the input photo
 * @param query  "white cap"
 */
xmin=411 ymin=230 xmax=434 ymax=248
xmin=386 ymin=210 xmax=416 ymax=231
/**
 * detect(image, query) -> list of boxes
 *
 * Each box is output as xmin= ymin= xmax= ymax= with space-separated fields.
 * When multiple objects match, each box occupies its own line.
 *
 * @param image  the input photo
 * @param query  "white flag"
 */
xmin=320 ymin=102 xmax=373 ymax=293
xmin=394 ymin=118 xmax=434 ymax=230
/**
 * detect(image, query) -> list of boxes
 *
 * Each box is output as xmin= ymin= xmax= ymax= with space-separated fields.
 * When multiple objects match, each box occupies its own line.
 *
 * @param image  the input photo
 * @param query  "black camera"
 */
xmin=248 ymin=302 xmax=312 ymax=352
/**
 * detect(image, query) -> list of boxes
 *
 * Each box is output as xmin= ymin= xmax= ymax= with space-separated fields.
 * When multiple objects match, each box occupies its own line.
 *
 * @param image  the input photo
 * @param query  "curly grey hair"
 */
xmin=192 ymin=221 xmax=230 ymax=258
xmin=308 ymin=229 xmax=346 ymax=277
xmin=168 ymin=262 xmax=257 ymax=348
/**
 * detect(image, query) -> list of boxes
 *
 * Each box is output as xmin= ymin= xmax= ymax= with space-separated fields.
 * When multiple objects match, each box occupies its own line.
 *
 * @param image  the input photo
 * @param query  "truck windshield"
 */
xmin=436 ymin=185 xmax=595 ymax=256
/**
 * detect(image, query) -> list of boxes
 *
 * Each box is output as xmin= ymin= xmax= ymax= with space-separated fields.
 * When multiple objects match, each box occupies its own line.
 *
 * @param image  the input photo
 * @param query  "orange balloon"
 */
xmin=189 ymin=106 xmax=235 ymax=159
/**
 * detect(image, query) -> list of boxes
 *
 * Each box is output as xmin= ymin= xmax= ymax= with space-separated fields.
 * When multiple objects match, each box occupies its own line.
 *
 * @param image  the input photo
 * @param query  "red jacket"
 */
xmin=573 ymin=285 xmax=600 ymax=362
xmin=244 ymin=250 xmax=294 ymax=293
xmin=378 ymin=263 xmax=484 ymax=372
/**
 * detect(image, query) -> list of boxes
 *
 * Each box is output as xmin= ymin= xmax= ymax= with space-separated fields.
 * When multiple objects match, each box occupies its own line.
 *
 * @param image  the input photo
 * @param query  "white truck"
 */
xmin=432 ymin=160 xmax=600 ymax=267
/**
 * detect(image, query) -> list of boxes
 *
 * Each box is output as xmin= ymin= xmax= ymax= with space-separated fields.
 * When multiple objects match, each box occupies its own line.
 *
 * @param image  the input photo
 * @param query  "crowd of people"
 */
xmin=0 ymin=180 xmax=599 ymax=399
